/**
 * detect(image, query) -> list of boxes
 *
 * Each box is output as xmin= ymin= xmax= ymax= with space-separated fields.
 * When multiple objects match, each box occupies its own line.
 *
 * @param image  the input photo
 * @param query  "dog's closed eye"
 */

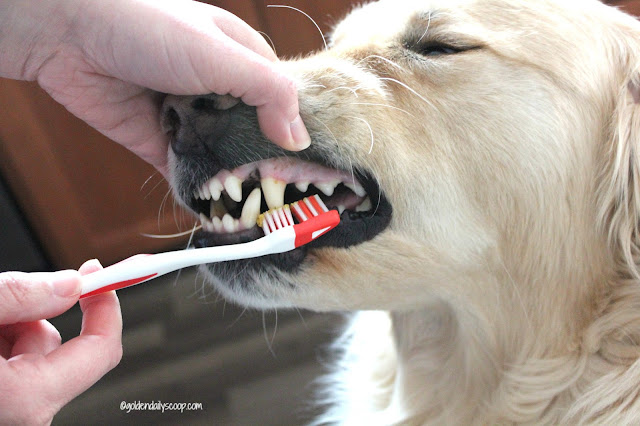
xmin=414 ymin=41 xmax=463 ymax=56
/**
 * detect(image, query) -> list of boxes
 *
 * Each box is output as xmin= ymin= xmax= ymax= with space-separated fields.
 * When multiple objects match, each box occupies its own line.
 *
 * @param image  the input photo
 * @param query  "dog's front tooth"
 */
xmin=240 ymin=188 xmax=262 ymax=229
xmin=222 ymin=213 xmax=238 ymax=233
xmin=224 ymin=176 xmax=243 ymax=203
xmin=212 ymin=216 xmax=223 ymax=233
xmin=209 ymin=178 xmax=224 ymax=201
xmin=355 ymin=196 xmax=372 ymax=212
xmin=202 ymin=183 xmax=211 ymax=200
xmin=295 ymin=181 xmax=310 ymax=193
xmin=262 ymin=177 xmax=286 ymax=209
xmin=315 ymin=180 xmax=340 ymax=196
xmin=345 ymin=181 xmax=366 ymax=197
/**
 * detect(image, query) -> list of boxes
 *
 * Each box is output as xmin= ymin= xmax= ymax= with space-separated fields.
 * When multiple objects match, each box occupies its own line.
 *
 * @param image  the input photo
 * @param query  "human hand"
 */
xmin=0 ymin=0 xmax=310 ymax=177
xmin=0 ymin=260 xmax=122 ymax=425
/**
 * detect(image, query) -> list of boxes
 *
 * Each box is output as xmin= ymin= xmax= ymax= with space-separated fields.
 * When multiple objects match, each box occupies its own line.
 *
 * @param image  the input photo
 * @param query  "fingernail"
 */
xmin=83 ymin=258 xmax=103 ymax=269
xmin=50 ymin=270 xmax=81 ymax=298
xmin=290 ymin=115 xmax=311 ymax=150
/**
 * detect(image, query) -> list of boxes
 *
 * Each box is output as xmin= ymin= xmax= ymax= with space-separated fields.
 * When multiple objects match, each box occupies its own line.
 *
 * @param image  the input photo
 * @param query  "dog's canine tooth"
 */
xmin=315 ymin=180 xmax=340 ymax=196
xmin=338 ymin=205 xmax=346 ymax=214
xmin=355 ymin=196 xmax=372 ymax=212
xmin=222 ymin=213 xmax=238 ymax=233
xmin=224 ymin=176 xmax=243 ymax=202
xmin=345 ymin=181 xmax=367 ymax=197
xmin=262 ymin=177 xmax=287 ymax=209
xmin=209 ymin=178 xmax=224 ymax=201
xmin=240 ymin=187 xmax=262 ymax=229
xmin=295 ymin=181 xmax=310 ymax=193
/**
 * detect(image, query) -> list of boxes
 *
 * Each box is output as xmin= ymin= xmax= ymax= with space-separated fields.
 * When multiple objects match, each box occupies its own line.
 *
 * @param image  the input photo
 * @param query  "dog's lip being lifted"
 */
xmin=184 ymin=157 xmax=393 ymax=269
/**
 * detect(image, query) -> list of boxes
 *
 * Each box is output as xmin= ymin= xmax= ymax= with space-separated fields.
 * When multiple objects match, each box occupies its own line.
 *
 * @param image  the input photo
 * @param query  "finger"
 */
xmin=203 ymin=37 xmax=311 ymax=150
xmin=40 ymin=290 xmax=122 ymax=409
xmin=0 ymin=270 xmax=81 ymax=324
xmin=2 ymin=321 xmax=61 ymax=357
xmin=210 ymin=6 xmax=278 ymax=62
xmin=79 ymin=258 xmax=103 ymax=275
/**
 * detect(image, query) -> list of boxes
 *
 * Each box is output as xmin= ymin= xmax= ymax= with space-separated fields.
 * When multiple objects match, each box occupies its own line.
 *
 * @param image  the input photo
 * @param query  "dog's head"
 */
xmin=163 ymin=0 xmax=640 ymax=322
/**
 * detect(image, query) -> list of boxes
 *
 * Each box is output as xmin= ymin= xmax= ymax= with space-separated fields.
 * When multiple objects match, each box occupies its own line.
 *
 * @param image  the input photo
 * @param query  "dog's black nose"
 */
xmin=161 ymin=94 xmax=239 ymax=155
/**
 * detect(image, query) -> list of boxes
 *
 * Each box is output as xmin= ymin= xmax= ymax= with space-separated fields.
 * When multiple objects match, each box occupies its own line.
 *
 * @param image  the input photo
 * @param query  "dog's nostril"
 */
xmin=164 ymin=107 xmax=181 ymax=135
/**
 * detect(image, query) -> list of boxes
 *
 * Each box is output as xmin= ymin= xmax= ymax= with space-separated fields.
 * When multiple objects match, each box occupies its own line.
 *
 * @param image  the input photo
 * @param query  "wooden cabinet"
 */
xmin=0 ymin=1 xmax=359 ymax=270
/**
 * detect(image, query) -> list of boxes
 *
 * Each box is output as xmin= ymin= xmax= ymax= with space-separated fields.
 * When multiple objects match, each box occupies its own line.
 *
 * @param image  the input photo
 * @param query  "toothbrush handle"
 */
xmin=80 ymin=227 xmax=296 ymax=298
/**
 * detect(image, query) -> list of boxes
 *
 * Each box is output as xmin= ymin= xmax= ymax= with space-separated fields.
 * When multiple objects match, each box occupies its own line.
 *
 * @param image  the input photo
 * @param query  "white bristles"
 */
xmin=314 ymin=194 xmax=329 ymax=212
xmin=256 ymin=195 xmax=331 ymax=234
xmin=305 ymin=197 xmax=319 ymax=216
xmin=292 ymin=202 xmax=308 ymax=222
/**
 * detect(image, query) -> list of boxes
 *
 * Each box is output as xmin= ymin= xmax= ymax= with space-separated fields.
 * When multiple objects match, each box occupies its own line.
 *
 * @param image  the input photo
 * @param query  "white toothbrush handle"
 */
xmin=80 ymin=226 xmax=296 ymax=298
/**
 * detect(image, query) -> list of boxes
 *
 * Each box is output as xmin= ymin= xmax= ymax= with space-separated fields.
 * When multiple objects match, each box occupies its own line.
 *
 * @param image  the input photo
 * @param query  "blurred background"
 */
xmin=0 ymin=0 xmax=637 ymax=424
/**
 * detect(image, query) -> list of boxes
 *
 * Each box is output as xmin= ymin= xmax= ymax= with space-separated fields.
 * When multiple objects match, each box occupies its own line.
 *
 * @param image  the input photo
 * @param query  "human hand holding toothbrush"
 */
xmin=0 ymin=260 xmax=122 ymax=425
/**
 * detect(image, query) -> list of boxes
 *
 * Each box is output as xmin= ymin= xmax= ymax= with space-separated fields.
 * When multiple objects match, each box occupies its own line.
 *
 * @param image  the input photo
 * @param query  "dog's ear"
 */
xmin=599 ymin=54 xmax=640 ymax=280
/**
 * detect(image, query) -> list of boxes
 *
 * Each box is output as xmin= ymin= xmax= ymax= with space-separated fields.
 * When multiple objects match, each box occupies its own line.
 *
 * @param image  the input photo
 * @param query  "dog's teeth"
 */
xmin=240 ymin=188 xmax=262 ymax=229
xmin=315 ymin=180 xmax=340 ymax=196
xmin=197 ymin=188 xmax=206 ymax=200
xmin=355 ymin=196 xmax=372 ymax=212
xmin=222 ymin=213 xmax=238 ymax=233
xmin=338 ymin=205 xmax=346 ymax=214
xmin=201 ymin=183 xmax=211 ymax=200
xmin=262 ymin=177 xmax=286 ymax=209
xmin=295 ymin=181 xmax=310 ymax=193
xmin=210 ymin=198 xmax=227 ymax=219
xmin=199 ymin=213 xmax=213 ymax=232
xmin=212 ymin=216 xmax=223 ymax=233
xmin=209 ymin=178 xmax=223 ymax=201
xmin=345 ymin=182 xmax=366 ymax=197
xmin=224 ymin=176 xmax=243 ymax=203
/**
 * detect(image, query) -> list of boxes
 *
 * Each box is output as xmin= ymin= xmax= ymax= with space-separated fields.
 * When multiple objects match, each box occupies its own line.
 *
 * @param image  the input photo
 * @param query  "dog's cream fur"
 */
xmin=171 ymin=0 xmax=640 ymax=423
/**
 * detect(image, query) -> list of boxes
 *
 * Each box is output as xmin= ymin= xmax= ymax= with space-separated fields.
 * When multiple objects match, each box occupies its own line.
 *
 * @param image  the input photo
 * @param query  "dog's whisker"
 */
xmin=143 ymin=173 xmax=167 ymax=200
xmin=140 ymin=225 xmax=202 ymax=239
xmin=306 ymin=83 xmax=328 ymax=90
xmin=346 ymin=115 xmax=375 ymax=154
xmin=140 ymin=171 xmax=159 ymax=192
xmin=416 ymin=10 xmax=433 ymax=45
xmin=258 ymin=30 xmax=277 ymax=56
xmin=262 ymin=311 xmax=278 ymax=358
xmin=378 ymin=77 xmax=436 ymax=110
xmin=358 ymin=55 xmax=406 ymax=72
xmin=226 ymin=307 xmax=248 ymax=331
xmin=350 ymin=102 xmax=415 ymax=117
xmin=327 ymin=86 xmax=359 ymax=98
xmin=157 ymin=188 xmax=172 ymax=229
xmin=267 ymin=5 xmax=327 ymax=50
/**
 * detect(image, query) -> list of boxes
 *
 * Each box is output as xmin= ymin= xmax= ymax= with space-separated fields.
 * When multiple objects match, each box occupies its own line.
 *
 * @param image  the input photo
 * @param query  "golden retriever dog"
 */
xmin=161 ymin=0 xmax=640 ymax=423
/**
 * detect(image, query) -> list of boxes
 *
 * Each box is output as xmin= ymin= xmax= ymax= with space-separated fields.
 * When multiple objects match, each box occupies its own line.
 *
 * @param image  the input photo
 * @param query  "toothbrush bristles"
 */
xmin=257 ymin=195 xmax=329 ymax=235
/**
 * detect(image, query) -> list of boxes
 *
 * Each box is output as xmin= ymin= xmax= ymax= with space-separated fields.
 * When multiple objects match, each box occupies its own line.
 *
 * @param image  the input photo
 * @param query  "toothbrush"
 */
xmin=80 ymin=195 xmax=340 ymax=299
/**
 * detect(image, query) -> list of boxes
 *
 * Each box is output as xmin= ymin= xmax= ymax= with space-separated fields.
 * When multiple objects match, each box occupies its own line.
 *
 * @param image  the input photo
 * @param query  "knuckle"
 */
xmin=0 ymin=273 xmax=33 ymax=318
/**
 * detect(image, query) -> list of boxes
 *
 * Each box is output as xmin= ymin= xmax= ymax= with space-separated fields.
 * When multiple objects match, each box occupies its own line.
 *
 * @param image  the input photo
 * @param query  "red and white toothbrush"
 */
xmin=80 ymin=195 xmax=340 ymax=299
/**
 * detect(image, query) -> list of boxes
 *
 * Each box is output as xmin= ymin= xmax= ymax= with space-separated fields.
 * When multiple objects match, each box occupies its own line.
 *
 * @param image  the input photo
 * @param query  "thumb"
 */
xmin=0 ymin=270 xmax=81 ymax=325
